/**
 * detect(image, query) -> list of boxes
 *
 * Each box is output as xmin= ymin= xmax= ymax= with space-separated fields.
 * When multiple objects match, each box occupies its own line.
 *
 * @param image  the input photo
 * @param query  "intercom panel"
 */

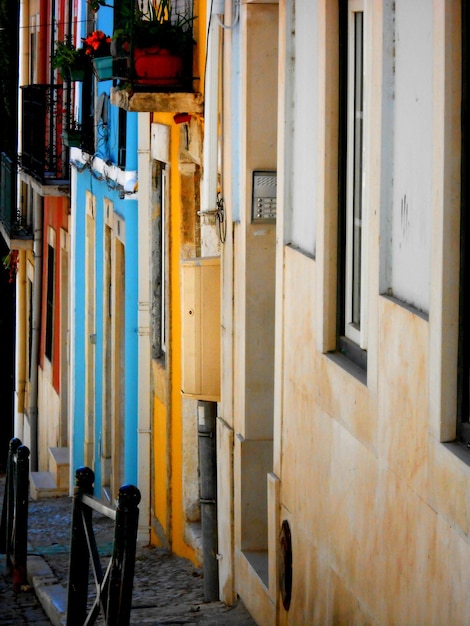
xmin=252 ymin=171 xmax=277 ymax=223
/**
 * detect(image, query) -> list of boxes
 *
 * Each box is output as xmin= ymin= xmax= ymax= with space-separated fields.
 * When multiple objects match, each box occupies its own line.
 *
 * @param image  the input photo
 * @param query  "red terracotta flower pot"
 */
xmin=133 ymin=47 xmax=183 ymax=86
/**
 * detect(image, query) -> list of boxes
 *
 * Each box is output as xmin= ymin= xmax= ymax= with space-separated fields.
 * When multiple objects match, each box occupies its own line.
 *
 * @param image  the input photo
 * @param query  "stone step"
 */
xmin=30 ymin=471 xmax=68 ymax=500
xmin=48 ymin=447 xmax=70 ymax=489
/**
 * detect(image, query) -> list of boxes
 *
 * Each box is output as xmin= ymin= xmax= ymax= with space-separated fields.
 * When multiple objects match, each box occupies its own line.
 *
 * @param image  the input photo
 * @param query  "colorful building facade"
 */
xmin=5 ymin=1 xmax=470 ymax=625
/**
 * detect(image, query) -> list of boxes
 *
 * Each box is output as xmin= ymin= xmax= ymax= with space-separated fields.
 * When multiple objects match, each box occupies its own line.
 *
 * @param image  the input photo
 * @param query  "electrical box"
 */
xmin=181 ymin=256 xmax=220 ymax=401
xmin=252 ymin=170 xmax=277 ymax=222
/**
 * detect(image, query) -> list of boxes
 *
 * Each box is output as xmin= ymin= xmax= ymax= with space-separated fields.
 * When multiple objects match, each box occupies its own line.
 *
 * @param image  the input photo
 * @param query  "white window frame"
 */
xmin=344 ymin=0 xmax=368 ymax=349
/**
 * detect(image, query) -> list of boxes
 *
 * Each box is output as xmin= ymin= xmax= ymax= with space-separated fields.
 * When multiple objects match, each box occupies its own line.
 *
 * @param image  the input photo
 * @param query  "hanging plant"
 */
xmin=2 ymin=250 xmax=19 ymax=283
xmin=51 ymin=37 xmax=89 ymax=80
xmin=82 ymin=30 xmax=112 ymax=58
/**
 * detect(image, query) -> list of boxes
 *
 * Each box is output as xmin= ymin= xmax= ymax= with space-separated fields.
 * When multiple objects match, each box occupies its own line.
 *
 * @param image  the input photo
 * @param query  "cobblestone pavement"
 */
xmin=1 ymin=476 xmax=257 ymax=625
xmin=0 ymin=565 xmax=51 ymax=625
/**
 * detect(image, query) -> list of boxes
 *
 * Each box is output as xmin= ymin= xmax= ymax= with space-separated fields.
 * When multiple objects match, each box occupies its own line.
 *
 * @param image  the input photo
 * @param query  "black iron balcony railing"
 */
xmin=0 ymin=152 xmax=32 ymax=244
xmin=0 ymin=153 xmax=14 ymax=234
xmin=20 ymin=84 xmax=70 ymax=184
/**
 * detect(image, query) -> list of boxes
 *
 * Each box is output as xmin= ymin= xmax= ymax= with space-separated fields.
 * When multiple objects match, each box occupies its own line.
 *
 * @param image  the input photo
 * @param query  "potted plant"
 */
xmin=113 ymin=0 xmax=196 ymax=88
xmin=51 ymin=36 xmax=89 ymax=81
xmin=83 ymin=30 xmax=113 ymax=80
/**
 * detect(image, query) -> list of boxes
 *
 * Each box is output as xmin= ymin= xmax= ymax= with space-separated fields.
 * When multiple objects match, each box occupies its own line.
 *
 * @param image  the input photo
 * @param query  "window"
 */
xmin=338 ymin=0 xmax=367 ymax=368
xmin=458 ymin=1 xmax=469 ymax=442
xmin=28 ymin=278 xmax=33 ymax=379
xmin=45 ymin=243 xmax=55 ymax=361
xmin=118 ymin=108 xmax=127 ymax=168
xmin=81 ymin=68 xmax=95 ymax=154
xmin=151 ymin=160 xmax=167 ymax=360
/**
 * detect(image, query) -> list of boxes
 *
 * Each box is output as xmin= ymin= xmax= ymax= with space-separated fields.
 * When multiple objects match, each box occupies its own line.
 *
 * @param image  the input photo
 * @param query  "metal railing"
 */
xmin=0 ymin=152 xmax=33 ymax=242
xmin=20 ymin=84 xmax=70 ymax=183
xmin=66 ymin=467 xmax=141 ymax=626
xmin=0 ymin=437 xmax=30 ymax=592
xmin=0 ymin=152 xmax=14 ymax=234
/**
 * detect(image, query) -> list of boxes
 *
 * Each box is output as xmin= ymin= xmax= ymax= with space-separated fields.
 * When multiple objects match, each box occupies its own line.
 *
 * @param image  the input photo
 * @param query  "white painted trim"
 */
xmin=429 ymin=0 xmax=461 ymax=442
xmin=151 ymin=123 xmax=170 ymax=164
xmin=137 ymin=113 xmax=152 ymax=542
xmin=344 ymin=0 xmax=368 ymax=349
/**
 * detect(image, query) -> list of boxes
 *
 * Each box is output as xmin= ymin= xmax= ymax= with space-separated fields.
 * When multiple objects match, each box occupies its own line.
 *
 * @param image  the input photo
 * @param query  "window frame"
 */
xmin=338 ymin=0 xmax=368 ymax=366
xmin=151 ymin=160 xmax=167 ymax=361
xmin=458 ymin=0 xmax=469 ymax=442
xmin=45 ymin=241 xmax=55 ymax=362
xmin=118 ymin=108 xmax=127 ymax=169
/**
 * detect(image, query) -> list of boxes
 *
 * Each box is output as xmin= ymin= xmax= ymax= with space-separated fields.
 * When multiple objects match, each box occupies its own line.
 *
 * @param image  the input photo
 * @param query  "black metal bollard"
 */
xmin=106 ymin=484 xmax=141 ymax=626
xmin=0 ymin=438 xmax=30 ymax=591
xmin=66 ymin=466 xmax=94 ymax=626
xmin=0 ymin=437 xmax=22 ymax=556
xmin=12 ymin=444 xmax=30 ymax=591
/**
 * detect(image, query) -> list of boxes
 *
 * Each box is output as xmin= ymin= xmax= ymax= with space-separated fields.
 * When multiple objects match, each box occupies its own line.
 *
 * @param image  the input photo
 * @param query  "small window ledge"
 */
xmin=327 ymin=350 xmax=367 ymax=386
xmin=443 ymin=440 xmax=470 ymax=467
xmin=110 ymin=87 xmax=204 ymax=114
xmin=242 ymin=550 xmax=269 ymax=588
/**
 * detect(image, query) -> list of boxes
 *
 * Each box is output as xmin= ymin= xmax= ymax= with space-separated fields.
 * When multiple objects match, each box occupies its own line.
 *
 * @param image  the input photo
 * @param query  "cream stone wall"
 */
xmin=272 ymin=247 xmax=470 ymax=626
xmin=219 ymin=0 xmax=467 ymax=623
xmin=37 ymin=365 xmax=60 ymax=472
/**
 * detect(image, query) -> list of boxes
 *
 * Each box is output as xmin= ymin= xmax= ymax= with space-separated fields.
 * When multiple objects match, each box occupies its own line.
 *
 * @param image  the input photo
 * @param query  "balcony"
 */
xmin=110 ymin=50 xmax=203 ymax=113
xmin=20 ymin=85 xmax=71 ymax=195
xmin=0 ymin=152 xmax=33 ymax=250
xmin=110 ymin=85 xmax=203 ymax=113
xmin=109 ymin=7 xmax=203 ymax=114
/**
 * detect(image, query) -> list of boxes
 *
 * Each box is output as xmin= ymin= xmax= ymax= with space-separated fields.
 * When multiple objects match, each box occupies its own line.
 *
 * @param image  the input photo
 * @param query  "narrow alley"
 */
xmin=0 ymin=476 xmax=256 ymax=625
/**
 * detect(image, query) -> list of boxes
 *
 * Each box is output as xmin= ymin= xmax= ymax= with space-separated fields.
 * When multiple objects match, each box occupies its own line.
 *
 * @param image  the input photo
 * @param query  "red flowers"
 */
xmin=2 ymin=250 xmax=19 ymax=283
xmin=82 ymin=30 xmax=111 ymax=57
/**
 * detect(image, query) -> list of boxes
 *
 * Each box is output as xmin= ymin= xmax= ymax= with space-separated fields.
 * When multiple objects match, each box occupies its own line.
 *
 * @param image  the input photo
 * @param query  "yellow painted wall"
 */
xmin=150 ymin=112 xmax=197 ymax=563
xmin=152 ymin=393 xmax=167 ymax=539
xmin=149 ymin=0 xmax=208 ymax=565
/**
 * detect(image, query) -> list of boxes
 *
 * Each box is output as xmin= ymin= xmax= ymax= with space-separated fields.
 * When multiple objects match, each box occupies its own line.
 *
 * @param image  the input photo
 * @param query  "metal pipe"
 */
xmin=197 ymin=400 xmax=219 ymax=602
xmin=28 ymin=195 xmax=43 ymax=471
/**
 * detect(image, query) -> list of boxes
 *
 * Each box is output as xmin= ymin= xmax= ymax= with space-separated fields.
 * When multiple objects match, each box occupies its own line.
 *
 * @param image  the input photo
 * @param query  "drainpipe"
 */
xmin=197 ymin=0 xmax=226 ymax=601
xmin=14 ymin=0 xmax=29 ymax=442
xmin=198 ymin=401 xmax=219 ymax=601
xmin=136 ymin=113 xmax=151 ymax=542
xmin=28 ymin=196 xmax=43 ymax=471
xmin=200 ymin=0 xmax=224 ymax=254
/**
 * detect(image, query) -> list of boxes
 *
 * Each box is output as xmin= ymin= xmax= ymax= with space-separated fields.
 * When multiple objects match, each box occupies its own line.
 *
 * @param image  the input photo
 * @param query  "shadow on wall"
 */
xmin=0 ymin=237 xmax=15 ymax=472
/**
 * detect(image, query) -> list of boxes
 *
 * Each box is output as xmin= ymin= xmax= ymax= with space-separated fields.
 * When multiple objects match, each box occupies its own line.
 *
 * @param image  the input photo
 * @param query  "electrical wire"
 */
xmin=0 ymin=18 xmax=92 ymax=32
xmin=70 ymin=149 xmax=134 ymax=197
xmin=214 ymin=0 xmax=239 ymax=30
xmin=216 ymin=193 xmax=226 ymax=243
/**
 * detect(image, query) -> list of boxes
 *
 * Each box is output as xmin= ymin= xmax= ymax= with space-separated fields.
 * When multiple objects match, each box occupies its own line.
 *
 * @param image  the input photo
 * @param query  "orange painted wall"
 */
xmin=40 ymin=197 xmax=69 ymax=393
